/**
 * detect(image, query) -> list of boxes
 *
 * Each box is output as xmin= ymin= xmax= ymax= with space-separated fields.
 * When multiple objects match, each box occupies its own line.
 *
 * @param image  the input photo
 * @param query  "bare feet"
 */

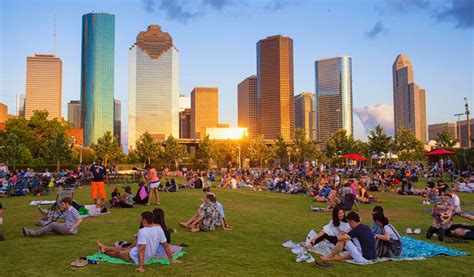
xmin=190 ymin=227 xmax=199 ymax=232
xmin=96 ymin=241 xmax=106 ymax=253
xmin=320 ymin=256 xmax=333 ymax=261
xmin=179 ymin=222 xmax=188 ymax=228
xmin=223 ymin=226 xmax=232 ymax=231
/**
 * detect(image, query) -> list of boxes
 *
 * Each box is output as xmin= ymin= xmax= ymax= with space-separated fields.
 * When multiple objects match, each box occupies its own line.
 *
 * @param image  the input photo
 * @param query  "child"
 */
xmin=119 ymin=186 xmax=134 ymax=208
xmin=109 ymin=187 xmax=121 ymax=207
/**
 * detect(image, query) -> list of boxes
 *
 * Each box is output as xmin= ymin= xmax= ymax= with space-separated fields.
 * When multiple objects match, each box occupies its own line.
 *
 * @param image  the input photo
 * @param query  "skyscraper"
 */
xmin=25 ymin=54 xmax=62 ymax=119
xmin=314 ymin=56 xmax=353 ymax=143
xmin=238 ymin=75 xmax=258 ymax=138
xmin=179 ymin=95 xmax=190 ymax=112
xmin=16 ymin=93 xmax=25 ymax=117
xmin=392 ymin=54 xmax=427 ymax=142
xmin=67 ymin=100 xmax=81 ymax=128
xmin=114 ymin=99 xmax=121 ymax=146
xmin=179 ymin=108 xmax=192 ymax=139
xmin=0 ymin=103 xmax=7 ymax=123
xmin=128 ymin=25 xmax=179 ymax=148
xmin=295 ymin=92 xmax=316 ymax=140
xmin=81 ymin=13 xmax=115 ymax=146
xmin=257 ymin=35 xmax=294 ymax=141
xmin=191 ymin=87 xmax=218 ymax=139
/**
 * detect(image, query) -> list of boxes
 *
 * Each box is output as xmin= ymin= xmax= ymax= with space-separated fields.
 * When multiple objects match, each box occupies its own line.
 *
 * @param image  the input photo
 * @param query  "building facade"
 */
xmin=191 ymin=87 xmax=218 ymax=139
xmin=114 ymin=99 xmax=121 ymax=146
xmin=393 ymin=54 xmax=427 ymax=142
xmin=179 ymin=95 xmax=190 ymax=112
xmin=314 ymin=56 xmax=353 ymax=143
xmin=428 ymin=122 xmax=457 ymax=142
xmin=81 ymin=13 xmax=115 ymax=146
xmin=257 ymin=35 xmax=295 ymax=141
xmin=237 ymin=75 xmax=258 ymax=138
xmin=179 ymin=108 xmax=192 ymax=139
xmin=295 ymin=92 xmax=316 ymax=140
xmin=25 ymin=54 xmax=62 ymax=119
xmin=16 ymin=94 xmax=25 ymax=117
xmin=67 ymin=100 xmax=81 ymax=128
xmin=0 ymin=103 xmax=7 ymax=123
xmin=128 ymin=25 xmax=179 ymax=149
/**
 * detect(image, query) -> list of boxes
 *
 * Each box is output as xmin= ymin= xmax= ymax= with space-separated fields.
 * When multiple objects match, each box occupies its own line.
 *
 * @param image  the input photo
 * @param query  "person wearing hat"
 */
xmin=90 ymin=158 xmax=108 ymax=211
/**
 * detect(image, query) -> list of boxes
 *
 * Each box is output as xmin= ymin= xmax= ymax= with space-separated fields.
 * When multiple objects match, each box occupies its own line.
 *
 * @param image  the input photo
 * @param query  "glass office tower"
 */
xmin=314 ymin=56 xmax=353 ymax=143
xmin=80 ymin=13 xmax=115 ymax=146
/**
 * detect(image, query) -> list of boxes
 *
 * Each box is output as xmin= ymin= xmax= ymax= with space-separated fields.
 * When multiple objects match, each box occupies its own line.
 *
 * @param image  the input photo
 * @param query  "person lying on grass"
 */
xmin=180 ymin=188 xmax=232 ymax=231
xmin=445 ymin=224 xmax=474 ymax=240
xmin=179 ymin=194 xmax=220 ymax=232
xmin=305 ymin=207 xmax=350 ymax=249
xmin=23 ymin=197 xmax=83 ymax=237
xmin=321 ymin=212 xmax=376 ymax=264
xmin=96 ymin=211 xmax=181 ymax=273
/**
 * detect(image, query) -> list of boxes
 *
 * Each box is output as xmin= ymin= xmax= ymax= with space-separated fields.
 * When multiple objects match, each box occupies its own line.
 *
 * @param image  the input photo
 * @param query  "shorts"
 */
xmin=149 ymin=181 xmax=160 ymax=189
xmin=91 ymin=181 xmax=106 ymax=199
xmin=345 ymin=238 xmax=371 ymax=264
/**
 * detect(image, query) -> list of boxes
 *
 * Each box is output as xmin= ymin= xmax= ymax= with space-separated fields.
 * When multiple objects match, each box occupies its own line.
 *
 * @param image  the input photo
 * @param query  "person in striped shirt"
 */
xmin=23 ymin=197 xmax=83 ymax=237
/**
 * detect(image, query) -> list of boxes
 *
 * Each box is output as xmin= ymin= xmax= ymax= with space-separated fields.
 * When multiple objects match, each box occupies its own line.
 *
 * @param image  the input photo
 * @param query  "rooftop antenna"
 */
xmin=53 ymin=13 xmax=56 ymax=56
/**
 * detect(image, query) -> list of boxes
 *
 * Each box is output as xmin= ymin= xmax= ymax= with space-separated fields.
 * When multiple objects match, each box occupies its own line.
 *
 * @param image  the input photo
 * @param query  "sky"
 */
xmin=1 ymin=0 xmax=473 ymax=147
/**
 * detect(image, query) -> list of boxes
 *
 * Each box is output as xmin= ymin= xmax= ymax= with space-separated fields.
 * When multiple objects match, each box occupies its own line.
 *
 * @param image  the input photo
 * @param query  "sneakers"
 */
xmin=413 ymin=228 xmax=421 ymax=234
xmin=22 ymin=227 xmax=29 ymax=237
xmin=296 ymin=252 xmax=315 ymax=263
xmin=310 ymin=206 xmax=325 ymax=212
xmin=291 ymin=244 xmax=306 ymax=255
xmin=282 ymin=240 xmax=297 ymax=249
xmin=406 ymin=228 xmax=413 ymax=234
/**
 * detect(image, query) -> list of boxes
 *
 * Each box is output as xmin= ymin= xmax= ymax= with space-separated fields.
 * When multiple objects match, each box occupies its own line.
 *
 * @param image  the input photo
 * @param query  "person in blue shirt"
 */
xmin=90 ymin=158 xmax=108 ymax=212
xmin=371 ymin=206 xmax=384 ymax=235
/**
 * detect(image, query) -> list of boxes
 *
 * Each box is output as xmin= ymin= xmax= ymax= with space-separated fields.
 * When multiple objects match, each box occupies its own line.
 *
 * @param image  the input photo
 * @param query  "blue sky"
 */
xmin=1 ymin=0 xmax=473 ymax=145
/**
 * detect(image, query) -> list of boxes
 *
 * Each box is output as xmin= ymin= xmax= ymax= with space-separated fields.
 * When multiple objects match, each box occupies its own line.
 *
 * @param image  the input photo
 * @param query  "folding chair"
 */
xmin=37 ymin=187 xmax=74 ymax=222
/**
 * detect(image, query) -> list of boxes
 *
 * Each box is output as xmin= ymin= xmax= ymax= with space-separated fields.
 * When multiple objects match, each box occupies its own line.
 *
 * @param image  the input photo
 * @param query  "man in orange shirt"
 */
xmin=90 ymin=158 xmax=108 ymax=212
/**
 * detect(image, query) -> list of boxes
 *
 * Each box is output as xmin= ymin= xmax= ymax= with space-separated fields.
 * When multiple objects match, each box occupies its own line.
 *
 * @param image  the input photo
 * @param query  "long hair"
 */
xmin=332 ymin=206 xmax=345 ymax=227
xmin=152 ymin=208 xmax=167 ymax=231
xmin=372 ymin=211 xmax=389 ymax=226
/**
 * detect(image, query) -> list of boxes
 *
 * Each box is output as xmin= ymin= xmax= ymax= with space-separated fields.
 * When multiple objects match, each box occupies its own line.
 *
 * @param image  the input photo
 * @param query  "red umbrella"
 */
xmin=341 ymin=153 xmax=367 ymax=161
xmin=425 ymin=148 xmax=456 ymax=156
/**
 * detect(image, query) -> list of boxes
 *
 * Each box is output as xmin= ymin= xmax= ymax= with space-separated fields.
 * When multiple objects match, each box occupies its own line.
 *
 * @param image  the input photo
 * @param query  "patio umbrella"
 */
xmin=425 ymin=148 xmax=456 ymax=156
xmin=341 ymin=153 xmax=367 ymax=161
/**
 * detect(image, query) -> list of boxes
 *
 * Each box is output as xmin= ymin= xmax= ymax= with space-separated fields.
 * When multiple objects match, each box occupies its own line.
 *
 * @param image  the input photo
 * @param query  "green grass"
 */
xmin=1 ymin=179 xmax=473 ymax=276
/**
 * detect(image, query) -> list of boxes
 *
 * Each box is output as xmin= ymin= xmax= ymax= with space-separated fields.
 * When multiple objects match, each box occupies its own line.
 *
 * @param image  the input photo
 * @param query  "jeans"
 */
xmin=35 ymin=222 xmax=71 ymax=236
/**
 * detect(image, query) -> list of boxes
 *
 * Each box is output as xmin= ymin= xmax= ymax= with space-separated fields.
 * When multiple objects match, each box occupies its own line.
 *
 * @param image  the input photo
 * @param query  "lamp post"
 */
xmin=465 ymin=97 xmax=471 ymax=148
xmin=454 ymin=113 xmax=463 ymax=146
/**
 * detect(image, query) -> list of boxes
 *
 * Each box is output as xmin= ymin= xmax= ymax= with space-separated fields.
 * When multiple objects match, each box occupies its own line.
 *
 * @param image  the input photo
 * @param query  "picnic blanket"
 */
xmin=29 ymin=200 xmax=56 ymax=205
xmin=87 ymin=245 xmax=185 ymax=265
xmin=288 ymin=232 xmax=469 ymax=265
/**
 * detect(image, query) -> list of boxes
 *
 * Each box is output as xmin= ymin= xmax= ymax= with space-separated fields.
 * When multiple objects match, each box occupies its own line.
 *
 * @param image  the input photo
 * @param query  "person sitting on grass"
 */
xmin=109 ymin=187 xmax=121 ymax=207
xmin=152 ymin=208 xmax=174 ymax=255
xmin=371 ymin=206 xmax=384 ymax=235
xmin=23 ymin=197 xmax=83 ymax=237
xmin=341 ymin=187 xmax=358 ymax=211
xmin=118 ymin=186 xmax=134 ymax=208
xmin=179 ymin=194 xmax=219 ymax=232
xmin=426 ymin=194 xmax=455 ymax=241
xmin=373 ymin=212 xmax=402 ymax=258
xmin=96 ymin=211 xmax=181 ymax=273
xmin=321 ymin=212 xmax=376 ymax=264
xmin=305 ymin=207 xmax=350 ymax=249
xmin=133 ymin=182 xmax=149 ymax=205
xmin=163 ymin=178 xmax=178 ymax=193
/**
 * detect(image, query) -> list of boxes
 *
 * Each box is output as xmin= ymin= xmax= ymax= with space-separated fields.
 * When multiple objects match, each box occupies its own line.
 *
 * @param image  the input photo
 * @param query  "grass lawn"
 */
xmin=1 ymin=178 xmax=473 ymax=276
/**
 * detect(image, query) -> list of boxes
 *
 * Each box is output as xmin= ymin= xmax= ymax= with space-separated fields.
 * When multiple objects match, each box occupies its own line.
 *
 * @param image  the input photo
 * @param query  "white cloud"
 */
xmin=354 ymin=104 xmax=394 ymax=135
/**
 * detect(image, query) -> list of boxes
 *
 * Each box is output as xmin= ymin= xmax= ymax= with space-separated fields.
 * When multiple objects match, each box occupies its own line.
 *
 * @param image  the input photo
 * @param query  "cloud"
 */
xmin=435 ymin=0 xmax=474 ymax=29
xmin=203 ymin=0 xmax=232 ymax=10
xmin=364 ymin=20 xmax=389 ymax=39
xmin=387 ymin=0 xmax=431 ymax=11
xmin=354 ymin=104 xmax=394 ymax=135
xmin=142 ymin=0 xmax=200 ymax=23
xmin=265 ymin=0 xmax=296 ymax=11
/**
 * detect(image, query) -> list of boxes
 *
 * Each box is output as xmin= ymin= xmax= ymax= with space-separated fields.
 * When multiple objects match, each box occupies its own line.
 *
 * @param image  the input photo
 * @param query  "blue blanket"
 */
xmin=400 ymin=236 xmax=468 ymax=258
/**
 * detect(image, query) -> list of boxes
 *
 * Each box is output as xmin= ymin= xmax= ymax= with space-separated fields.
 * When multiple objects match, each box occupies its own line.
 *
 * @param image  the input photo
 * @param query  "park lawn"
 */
xmin=0 ymin=179 xmax=473 ymax=277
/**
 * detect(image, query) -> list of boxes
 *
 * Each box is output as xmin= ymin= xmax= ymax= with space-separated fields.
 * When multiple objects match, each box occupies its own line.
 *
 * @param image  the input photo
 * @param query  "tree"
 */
xmin=196 ymin=135 xmax=212 ymax=166
xmin=248 ymin=135 xmax=268 ymax=167
xmin=90 ymin=131 xmax=122 ymax=166
xmin=161 ymin=135 xmax=187 ymax=169
xmin=47 ymin=132 xmax=73 ymax=172
xmin=135 ymin=132 xmax=161 ymax=166
xmin=274 ymin=135 xmax=288 ymax=166
xmin=292 ymin=128 xmax=315 ymax=163
xmin=435 ymin=128 xmax=458 ymax=149
xmin=324 ymin=129 xmax=354 ymax=157
xmin=393 ymin=127 xmax=424 ymax=161
xmin=367 ymin=124 xmax=392 ymax=157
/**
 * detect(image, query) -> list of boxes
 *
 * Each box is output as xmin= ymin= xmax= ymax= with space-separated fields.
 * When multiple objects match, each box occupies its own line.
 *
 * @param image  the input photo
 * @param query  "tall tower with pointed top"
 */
xmin=392 ymin=54 xmax=427 ymax=142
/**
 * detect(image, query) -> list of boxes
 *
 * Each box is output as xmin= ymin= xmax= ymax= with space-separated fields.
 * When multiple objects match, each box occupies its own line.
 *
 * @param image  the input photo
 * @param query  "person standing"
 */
xmin=90 ymin=158 xmax=108 ymax=212
xmin=147 ymin=164 xmax=160 ymax=206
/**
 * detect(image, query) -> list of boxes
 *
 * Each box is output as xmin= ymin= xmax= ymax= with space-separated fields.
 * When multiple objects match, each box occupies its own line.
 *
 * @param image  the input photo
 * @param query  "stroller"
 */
xmin=37 ymin=187 xmax=74 ymax=225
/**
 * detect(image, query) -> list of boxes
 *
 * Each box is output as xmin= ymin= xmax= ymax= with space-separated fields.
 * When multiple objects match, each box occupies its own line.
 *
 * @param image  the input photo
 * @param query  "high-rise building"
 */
xmin=257 ymin=35 xmax=295 ymax=141
xmin=179 ymin=108 xmax=192 ymax=139
xmin=114 ymin=99 xmax=121 ymax=146
xmin=295 ymin=92 xmax=316 ymax=140
xmin=238 ymin=75 xmax=258 ymax=138
xmin=428 ymin=122 xmax=457 ymax=142
xmin=179 ymin=95 xmax=190 ymax=112
xmin=459 ymin=119 xmax=474 ymax=148
xmin=393 ymin=54 xmax=427 ymax=142
xmin=67 ymin=100 xmax=81 ymax=128
xmin=128 ymin=25 xmax=179 ymax=148
xmin=0 ymin=103 xmax=8 ymax=123
xmin=16 ymin=94 xmax=26 ymax=117
xmin=314 ymin=56 xmax=353 ymax=143
xmin=81 ymin=13 xmax=115 ymax=146
xmin=191 ymin=87 xmax=218 ymax=139
xmin=25 ymin=54 xmax=62 ymax=119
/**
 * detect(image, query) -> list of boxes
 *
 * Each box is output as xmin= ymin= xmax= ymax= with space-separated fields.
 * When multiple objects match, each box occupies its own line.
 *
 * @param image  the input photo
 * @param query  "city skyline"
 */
xmin=1 ymin=0 xmax=473 ymax=147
